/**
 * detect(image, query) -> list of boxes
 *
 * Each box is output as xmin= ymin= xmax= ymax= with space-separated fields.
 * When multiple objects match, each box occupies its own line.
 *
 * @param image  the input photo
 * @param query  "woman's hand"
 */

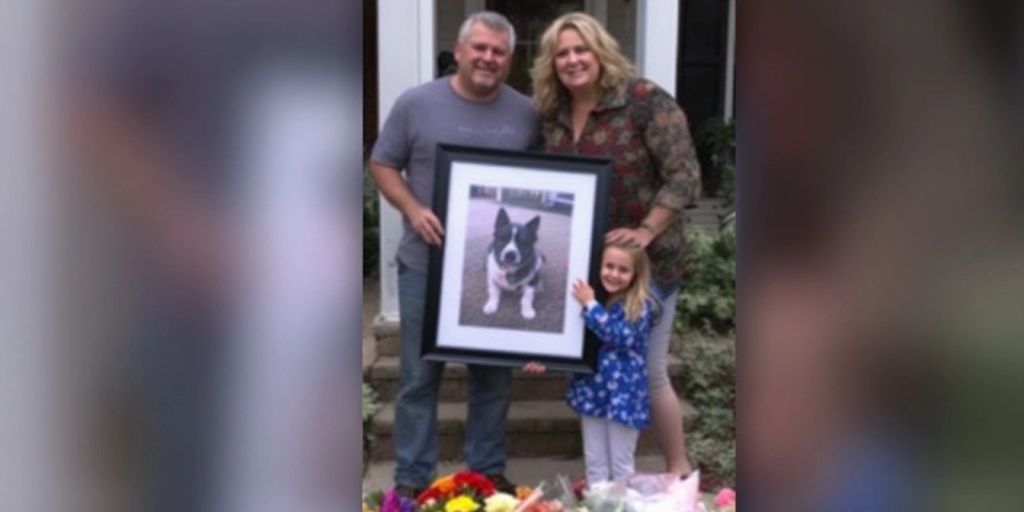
xmin=605 ymin=227 xmax=654 ymax=249
xmin=571 ymin=278 xmax=595 ymax=305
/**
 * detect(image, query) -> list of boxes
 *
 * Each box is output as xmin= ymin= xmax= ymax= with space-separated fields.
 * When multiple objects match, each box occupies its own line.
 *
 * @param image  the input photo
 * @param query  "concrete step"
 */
xmin=369 ymin=399 xmax=698 ymax=462
xmin=373 ymin=321 xmax=401 ymax=357
xmin=366 ymin=355 xmax=688 ymax=403
xmin=364 ymin=454 xmax=669 ymax=493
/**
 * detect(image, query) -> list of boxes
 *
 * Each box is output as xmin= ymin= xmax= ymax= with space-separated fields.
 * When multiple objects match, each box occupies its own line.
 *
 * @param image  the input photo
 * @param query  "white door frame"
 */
xmin=635 ymin=0 xmax=679 ymax=96
xmin=375 ymin=0 xmax=436 ymax=322
xmin=724 ymin=0 xmax=735 ymax=120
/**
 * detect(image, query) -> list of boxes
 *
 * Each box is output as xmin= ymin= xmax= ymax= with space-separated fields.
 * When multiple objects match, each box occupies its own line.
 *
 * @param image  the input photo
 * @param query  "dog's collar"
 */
xmin=505 ymin=253 xmax=541 ymax=285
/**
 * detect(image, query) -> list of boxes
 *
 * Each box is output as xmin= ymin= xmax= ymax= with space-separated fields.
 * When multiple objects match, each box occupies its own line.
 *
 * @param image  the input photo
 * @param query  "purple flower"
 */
xmin=381 ymin=489 xmax=417 ymax=512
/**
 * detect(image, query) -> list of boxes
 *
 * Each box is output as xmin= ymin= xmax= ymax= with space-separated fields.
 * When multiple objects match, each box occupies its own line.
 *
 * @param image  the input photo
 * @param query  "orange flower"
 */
xmin=433 ymin=475 xmax=457 ymax=496
xmin=515 ymin=486 xmax=533 ymax=500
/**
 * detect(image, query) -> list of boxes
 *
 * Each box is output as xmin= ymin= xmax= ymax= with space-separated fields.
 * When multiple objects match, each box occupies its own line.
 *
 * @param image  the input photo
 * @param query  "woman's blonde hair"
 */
xmin=604 ymin=242 xmax=658 ymax=323
xmin=531 ymin=12 xmax=636 ymax=119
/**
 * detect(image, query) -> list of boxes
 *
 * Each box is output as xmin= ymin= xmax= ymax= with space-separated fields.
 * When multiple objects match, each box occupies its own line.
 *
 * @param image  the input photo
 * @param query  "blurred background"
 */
xmin=739 ymin=0 xmax=1023 ymax=510
xmin=2 ymin=0 xmax=363 ymax=511
xmin=3 ymin=0 xmax=1023 ymax=510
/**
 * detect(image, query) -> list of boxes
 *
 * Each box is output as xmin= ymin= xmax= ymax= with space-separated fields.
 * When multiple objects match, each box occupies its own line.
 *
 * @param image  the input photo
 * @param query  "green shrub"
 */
xmin=362 ymin=382 xmax=380 ymax=474
xmin=677 ymin=221 xmax=736 ymax=334
xmin=363 ymin=166 xmax=380 ymax=277
xmin=677 ymin=119 xmax=736 ymax=485
xmin=717 ymin=162 xmax=736 ymax=212
xmin=698 ymin=118 xmax=735 ymax=208
xmin=678 ymin=332 xmax=736 ymax=489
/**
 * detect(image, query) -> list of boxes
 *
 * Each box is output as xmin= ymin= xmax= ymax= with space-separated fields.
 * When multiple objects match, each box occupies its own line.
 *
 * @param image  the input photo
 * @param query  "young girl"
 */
xmin=525 ymin=241 xmax=658 ymax=486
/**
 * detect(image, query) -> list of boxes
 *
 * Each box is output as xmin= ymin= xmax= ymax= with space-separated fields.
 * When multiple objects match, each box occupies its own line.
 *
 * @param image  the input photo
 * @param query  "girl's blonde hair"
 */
xmin=531 ymin=12 xmax=636 ymax=119
xmin=604 ymin=242 xmax=658 ymax=323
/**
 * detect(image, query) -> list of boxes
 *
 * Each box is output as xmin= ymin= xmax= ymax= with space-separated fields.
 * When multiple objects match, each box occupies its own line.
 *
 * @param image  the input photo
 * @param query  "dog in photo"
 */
xmin=483 ymin=207 xmax=545 ymax=319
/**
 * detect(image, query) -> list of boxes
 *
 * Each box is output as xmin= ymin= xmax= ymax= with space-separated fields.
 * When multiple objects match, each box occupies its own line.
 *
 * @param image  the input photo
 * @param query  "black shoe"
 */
xmin=485 ymin=473 xmax=517 ymax=495
xmin=394 ymin=484 xmax=422 ymax=500
xmin=679 ymin=457 xmax=697 ymax=480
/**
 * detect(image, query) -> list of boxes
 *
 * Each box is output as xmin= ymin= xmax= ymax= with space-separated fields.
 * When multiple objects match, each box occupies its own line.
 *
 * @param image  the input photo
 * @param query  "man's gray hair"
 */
xmin=458 ymin=11 xmax=516 ymax=50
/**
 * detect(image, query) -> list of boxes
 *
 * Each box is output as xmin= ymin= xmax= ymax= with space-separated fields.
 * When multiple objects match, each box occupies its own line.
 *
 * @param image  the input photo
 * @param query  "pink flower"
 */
xmin=714 ymin=488 xmax=736 ymax=508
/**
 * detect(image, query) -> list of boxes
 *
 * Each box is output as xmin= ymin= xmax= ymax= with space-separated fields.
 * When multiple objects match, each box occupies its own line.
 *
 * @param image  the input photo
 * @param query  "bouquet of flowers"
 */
xmin=511 ymin=478 xmax=580 ymax=511
xmin=698 ymin=488 xmax=736 ymax=512
xmin=364 ymin=488 xmax=417 ymax=512
xmin=363 ymin=470 xmax=735 ymax=512
xmin=414 ymin=471 xmax=497 ymax=511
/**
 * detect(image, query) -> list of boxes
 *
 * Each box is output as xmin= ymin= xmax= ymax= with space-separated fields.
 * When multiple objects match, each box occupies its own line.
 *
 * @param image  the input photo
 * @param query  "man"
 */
xmin=370 ymin=11 xmax=538 ymax=498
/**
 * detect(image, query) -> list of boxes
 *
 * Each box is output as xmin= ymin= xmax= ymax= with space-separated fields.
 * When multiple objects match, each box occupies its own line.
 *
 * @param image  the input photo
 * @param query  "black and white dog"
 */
xmin=483 ymin=207 xmax=545 ymax=319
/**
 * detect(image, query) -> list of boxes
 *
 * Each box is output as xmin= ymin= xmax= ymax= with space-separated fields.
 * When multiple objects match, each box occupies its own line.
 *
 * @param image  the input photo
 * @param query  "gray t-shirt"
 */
xmin=371 ymin=78 xmax=539 ymax=271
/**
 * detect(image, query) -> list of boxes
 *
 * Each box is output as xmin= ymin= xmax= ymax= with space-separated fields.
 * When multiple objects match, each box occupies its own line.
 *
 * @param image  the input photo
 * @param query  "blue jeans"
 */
xmin=394 ymin=263 xmax=512 ymax=488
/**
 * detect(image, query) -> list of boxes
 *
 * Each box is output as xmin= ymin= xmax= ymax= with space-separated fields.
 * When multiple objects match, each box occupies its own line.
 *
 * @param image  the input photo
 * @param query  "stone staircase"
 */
xmin=364 ymin=321 xmax=698 ymax=462
xmin=683 ymin=198 xmax=732 ymax=233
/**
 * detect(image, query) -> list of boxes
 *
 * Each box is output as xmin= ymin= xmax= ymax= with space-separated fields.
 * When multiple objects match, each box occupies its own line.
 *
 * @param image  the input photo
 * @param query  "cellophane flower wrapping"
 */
xmin=511 ymin=477 xmax=586 ymax=512
xmin=581 ymin=471 xmax=701 ymax=512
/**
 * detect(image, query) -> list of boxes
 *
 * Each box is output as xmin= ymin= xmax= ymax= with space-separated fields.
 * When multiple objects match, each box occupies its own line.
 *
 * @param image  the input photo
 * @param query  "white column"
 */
xmin=724 ymin=0 xmax=736 ymax=120
xmin=376 ymin=0 xmax=436 ymax=322
xmin=635 ymin=0 xmax=680 ymax=97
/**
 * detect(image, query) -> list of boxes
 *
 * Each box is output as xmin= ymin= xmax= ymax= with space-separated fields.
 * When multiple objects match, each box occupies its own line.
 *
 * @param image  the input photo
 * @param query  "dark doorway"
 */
xmin=364 ymin=0 xmax=378 ymax=157
xmin=677 ymin=0 xmax=730 ymax=197
xmin=487 ymin=0 xmax=585 ymax=95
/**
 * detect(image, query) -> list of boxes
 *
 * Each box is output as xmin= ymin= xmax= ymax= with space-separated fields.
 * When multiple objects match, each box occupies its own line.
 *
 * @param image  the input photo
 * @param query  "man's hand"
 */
xmin=521 ymin=361 xmax=547 ymax=374
xmin=406 ymin=204 xmax=445 ymax=246
xmin=604 ymin=227 xmax=654 ymax=249
xmin=368 ymin=161 xmax=445 ymax=246
xmin=571 ymin=278 xmax=595 ymax=305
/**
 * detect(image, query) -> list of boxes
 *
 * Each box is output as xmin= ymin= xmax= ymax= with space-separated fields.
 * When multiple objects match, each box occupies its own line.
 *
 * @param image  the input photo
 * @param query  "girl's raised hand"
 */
xmin=571 ymin=278 xmax=595 ymax=305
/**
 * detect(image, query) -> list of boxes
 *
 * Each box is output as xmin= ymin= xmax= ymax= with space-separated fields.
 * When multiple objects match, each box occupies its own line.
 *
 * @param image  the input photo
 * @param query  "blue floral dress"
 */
xmin=567 ymin=299 xmax=653 ymax=429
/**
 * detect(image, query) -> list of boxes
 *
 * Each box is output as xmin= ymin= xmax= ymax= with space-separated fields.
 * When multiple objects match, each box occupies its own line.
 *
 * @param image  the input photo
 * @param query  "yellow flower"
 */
xmin=445 ymin=495 xmax=480 ymax=512
xmin=483 ymin=492 xmax=520 ymax=512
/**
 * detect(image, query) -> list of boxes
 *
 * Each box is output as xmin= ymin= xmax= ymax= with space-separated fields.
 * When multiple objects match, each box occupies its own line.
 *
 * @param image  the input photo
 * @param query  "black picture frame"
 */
xmin=422 ymin=144 xmax=612 ymax=373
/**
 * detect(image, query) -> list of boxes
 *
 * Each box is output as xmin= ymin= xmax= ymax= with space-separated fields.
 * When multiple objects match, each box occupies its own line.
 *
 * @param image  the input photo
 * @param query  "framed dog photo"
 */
xmin=422 ymin=144 xmax=612 ymax=373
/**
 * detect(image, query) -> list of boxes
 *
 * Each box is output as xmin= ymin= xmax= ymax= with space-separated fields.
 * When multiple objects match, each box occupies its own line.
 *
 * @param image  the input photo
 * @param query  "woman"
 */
xmin=532 ymin=12 xmax=701 ymax=478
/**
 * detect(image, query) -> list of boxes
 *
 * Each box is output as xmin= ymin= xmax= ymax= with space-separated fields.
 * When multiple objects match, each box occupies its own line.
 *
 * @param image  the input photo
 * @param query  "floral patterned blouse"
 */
xmin=567 ymin=299 xmax=654 ymax=429
xmin=542 ymin=78 xmax=701 ymax=288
